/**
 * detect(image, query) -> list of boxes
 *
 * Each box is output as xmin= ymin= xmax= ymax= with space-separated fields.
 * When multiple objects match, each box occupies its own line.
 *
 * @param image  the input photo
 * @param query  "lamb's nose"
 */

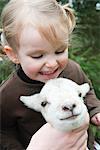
xmin=62 ymin=104 xmax=76 ymax=111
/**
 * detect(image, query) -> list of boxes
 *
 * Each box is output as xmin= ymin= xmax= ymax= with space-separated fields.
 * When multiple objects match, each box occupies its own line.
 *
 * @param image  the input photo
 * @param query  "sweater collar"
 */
xmin=17 ymin=65 xmax=44 ymax=84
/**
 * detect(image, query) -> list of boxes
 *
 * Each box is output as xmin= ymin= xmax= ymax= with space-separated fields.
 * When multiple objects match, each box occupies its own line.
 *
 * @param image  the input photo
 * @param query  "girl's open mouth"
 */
xmin=40 ymin=68 xmax=58 ymax=75
xmin=39 ymin=69 xmax=59 ymax=79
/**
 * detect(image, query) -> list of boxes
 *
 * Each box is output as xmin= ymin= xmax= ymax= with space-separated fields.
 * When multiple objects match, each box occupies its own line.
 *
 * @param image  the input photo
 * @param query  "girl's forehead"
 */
xmin=19 ymin=24 xmax=68 ymax=49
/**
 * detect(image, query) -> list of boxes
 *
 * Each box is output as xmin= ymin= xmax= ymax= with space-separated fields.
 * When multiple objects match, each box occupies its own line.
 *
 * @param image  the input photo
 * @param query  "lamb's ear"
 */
xmin=20 ymin=94 xmax=42 ymax=112
xmin=79 ymin=83 xmax=90 ymax=97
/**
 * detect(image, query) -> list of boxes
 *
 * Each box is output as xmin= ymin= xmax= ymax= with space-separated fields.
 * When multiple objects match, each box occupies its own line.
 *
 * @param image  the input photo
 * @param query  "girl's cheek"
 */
xmin=60 ymin=57 xmax=68 ymax=67
xmin=26 ymin=65 xmax=38 ymax=74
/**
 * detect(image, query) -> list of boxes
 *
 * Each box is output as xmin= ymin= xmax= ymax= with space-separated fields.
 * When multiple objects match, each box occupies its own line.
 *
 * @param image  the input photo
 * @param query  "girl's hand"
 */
xmin=91 ymin=113 xmax=100 ymax=126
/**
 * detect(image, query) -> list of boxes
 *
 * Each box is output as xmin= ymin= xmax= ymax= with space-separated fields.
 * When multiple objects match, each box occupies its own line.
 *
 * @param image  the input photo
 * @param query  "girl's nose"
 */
xmin=45 ymin=59 xmax=58 ymax=68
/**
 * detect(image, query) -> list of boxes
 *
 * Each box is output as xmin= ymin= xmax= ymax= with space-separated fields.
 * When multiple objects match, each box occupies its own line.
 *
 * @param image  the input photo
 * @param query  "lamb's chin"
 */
xmin=53 ymin=115 xmax=85 ymax=132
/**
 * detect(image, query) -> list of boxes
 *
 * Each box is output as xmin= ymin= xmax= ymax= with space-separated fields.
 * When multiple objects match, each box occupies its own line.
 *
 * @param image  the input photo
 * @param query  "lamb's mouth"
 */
xmin=60 ymin=114 xmax=79 ymax=120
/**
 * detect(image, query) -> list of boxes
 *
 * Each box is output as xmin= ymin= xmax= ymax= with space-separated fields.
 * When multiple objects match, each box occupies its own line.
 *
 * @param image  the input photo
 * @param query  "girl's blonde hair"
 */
xmin=1 ymin=0 xmax=75 ymax=51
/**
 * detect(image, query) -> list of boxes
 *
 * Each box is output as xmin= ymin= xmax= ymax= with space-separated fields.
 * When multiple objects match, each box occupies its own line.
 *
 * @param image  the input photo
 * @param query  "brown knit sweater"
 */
xmin=0 ymin=59 xmax=100 ymax=150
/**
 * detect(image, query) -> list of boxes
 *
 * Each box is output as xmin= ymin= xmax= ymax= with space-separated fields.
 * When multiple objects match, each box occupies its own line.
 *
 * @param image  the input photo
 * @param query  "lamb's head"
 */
xmin=20 ymin=78 xmax=90 ymax=132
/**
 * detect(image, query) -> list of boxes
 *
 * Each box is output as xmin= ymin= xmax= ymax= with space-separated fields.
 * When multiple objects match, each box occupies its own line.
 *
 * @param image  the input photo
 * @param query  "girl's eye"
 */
xmin=31 ymin=55 xmax=43 ymax=59
xmin=55 ymin=50 xmax=65 ymax=54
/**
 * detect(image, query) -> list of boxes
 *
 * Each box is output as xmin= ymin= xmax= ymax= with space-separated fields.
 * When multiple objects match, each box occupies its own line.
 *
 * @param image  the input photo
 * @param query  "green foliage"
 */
xmin=89 ymin=124 xmax=100 ymax=142
xmin=0 ymin=0 xmax=9 ymax=27
xmin=73 ymin=0 xmax=100 ymax=53
xmin=0 ymin=57 xmax=14 ymax=84
xmin=0 ymin=0 xmax=9 ymax=15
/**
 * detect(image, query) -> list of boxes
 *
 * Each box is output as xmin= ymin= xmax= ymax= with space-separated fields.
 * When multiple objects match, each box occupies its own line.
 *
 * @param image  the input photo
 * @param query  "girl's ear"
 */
xmin=4 ymin=45 xmax=19 ymax=64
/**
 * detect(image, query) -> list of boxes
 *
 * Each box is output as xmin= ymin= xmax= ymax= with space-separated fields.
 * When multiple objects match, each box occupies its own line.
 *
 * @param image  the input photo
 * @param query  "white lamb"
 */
xmin=20 ymin=78 xmax=90 ymax=150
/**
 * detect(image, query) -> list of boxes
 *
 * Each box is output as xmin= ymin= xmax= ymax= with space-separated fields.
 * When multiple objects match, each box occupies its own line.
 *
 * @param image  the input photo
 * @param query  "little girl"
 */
xmin=0 ymin=0 xmax=100 ymax=149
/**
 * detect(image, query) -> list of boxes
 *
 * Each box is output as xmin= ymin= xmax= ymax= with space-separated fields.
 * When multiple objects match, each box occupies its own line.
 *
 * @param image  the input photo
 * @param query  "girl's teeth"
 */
xmin=42 ymin=72 xmax=53 ymax=75
xmin=41 ymin=69 xmax=57 ymax=75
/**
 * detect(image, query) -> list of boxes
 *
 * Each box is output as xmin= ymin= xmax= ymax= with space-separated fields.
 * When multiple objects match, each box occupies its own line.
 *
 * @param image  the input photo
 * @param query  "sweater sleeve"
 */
xmin=0 ymin=88 xmax=25 ymax=150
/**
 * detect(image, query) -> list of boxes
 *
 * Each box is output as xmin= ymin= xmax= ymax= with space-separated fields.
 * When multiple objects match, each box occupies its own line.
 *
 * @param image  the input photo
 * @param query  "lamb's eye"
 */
xmin=78 ymin=93 xmax=82 ymax=97
xmin=41 ymin=101 xmax=48 ymax=107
